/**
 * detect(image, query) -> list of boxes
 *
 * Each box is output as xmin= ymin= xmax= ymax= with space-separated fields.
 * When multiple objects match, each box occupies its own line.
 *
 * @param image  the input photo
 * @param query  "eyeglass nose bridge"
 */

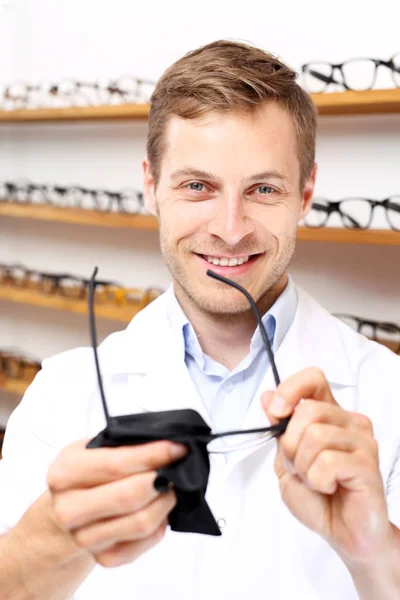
xmin=369 ymin=199 xmax=382 ymax=208
xmin=328 ymin=201 xmax=341 ymax=214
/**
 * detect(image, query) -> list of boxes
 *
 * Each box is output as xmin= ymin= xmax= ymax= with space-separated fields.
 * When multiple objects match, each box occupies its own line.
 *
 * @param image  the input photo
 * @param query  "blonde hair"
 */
xmin=147 ymin=40 xmax=316 ymax=189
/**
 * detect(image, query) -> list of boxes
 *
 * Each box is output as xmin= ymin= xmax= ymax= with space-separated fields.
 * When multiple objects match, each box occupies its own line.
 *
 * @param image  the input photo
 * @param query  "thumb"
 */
xmin=261 ymin=390 xmax=293 ymax=426
xmin=260 ymin=390 xmax=279 ymax=425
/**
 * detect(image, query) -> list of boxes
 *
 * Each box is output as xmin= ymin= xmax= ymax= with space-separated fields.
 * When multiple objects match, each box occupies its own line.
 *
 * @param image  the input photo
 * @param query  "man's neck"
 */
xmin=173 ymin=274 xmax=288 ymax=370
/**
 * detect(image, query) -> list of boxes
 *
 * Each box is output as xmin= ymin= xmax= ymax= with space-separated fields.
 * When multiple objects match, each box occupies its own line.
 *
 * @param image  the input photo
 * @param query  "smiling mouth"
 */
xmin=196 ymin=253 xmax=263 ymax=267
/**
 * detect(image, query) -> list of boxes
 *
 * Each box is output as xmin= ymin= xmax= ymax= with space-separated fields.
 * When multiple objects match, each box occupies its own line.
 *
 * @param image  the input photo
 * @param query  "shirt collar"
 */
xmin=165 ymin=276 xmax=298 ymax=366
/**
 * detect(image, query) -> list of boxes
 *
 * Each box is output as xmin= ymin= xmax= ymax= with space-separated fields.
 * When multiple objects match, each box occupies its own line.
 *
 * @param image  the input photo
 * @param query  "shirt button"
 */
xmin=224 ymin=382 xmax=234 ymax=393
xmin=217 ymin=518 xmax=227 ymax=529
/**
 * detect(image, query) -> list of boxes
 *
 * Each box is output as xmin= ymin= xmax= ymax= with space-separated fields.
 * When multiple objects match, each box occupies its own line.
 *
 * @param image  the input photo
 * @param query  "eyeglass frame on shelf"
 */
xmin=303 ymin=196 xmax=400 ymax=230
xmin=0 ymin=76 xmax=156 ymax=110
xmin=0 ymin=179 xmax=145 ymax=214
xmin=301 ymin=53 xmax=400 ymax=92
xmin=334 ymin=313 xmax=400 ymax=354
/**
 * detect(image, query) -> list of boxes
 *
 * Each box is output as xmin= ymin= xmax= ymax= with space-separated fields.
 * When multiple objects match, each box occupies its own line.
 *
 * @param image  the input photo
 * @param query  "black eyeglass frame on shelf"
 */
xmin=304 ymin=196 xmax=400 ymax=230
xmin=88 ymin=267 xmax=290 ymax=454
xmin=301 ymin=54 xmax=400 ymax=92
xmin=334 ymin=313 xmax=400 ymax=354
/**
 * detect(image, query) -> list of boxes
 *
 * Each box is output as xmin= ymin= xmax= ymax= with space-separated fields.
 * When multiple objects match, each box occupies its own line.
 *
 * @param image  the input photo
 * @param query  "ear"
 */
xmin=142 ymin=157 xmax=157 ymax=216
xmin=298 ymin=162 xmax=317 ymax=221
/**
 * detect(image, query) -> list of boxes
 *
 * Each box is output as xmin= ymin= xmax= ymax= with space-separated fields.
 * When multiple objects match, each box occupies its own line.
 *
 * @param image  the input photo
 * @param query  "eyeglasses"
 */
xmin=0 ymin=349 xmax=41 ymax=380
xmin=301 ymin=53 xmax=400 ymax=93
xmin=0 ymin=263 xmax=162 ymax=307
xmin=0 ymin=180 xmax=145 ymax=214
xmin=304 ymin=196 xmax=400 ymax=230
xmin=334 ymin=314 xmax=400 ymax=354
xmin=0 ymin=76 xmax=156 ymax=110
xmin=89 ymin=267 xmax=290 ymax=454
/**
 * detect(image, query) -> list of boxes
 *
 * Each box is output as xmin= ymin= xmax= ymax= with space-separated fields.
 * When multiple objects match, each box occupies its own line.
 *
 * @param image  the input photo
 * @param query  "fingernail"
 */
xmin=269 ymin=395 xmax=289 ymax=417
xmin=170 ymin=443 xmax=188 ymax=460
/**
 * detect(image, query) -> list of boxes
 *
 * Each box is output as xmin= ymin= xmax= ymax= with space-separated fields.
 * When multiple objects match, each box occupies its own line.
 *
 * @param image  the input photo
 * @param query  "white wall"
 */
xmin=1 ymin=0 xmax=399 ymax=423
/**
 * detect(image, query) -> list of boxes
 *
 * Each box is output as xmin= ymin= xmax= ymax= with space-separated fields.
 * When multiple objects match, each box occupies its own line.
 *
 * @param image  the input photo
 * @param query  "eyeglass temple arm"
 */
xmin=89 ymin=267 xmax=287 ymax=433
xmin=89 ymin=267 xmax=111 ymax=427
xmin=387 ymin=201 xmax=400 ymax=214
xmin=311 ymin=201 xmax=330 ymax=212
xmin=306 ymin=69 xmax=340 ymax=85
xmin=206 ymin=269 xmax=280 ymax=387
xmin=209 ymin=417 xmax=289 ymax=442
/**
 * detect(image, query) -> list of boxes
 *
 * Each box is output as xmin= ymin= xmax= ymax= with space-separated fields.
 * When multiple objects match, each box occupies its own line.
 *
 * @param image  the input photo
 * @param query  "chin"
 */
xmin=187 ymin=286 xmax=252 ymax=316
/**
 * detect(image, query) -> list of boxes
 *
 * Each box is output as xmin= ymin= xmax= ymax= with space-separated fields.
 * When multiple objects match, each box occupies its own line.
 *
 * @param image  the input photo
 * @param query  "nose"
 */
xmin=207 ymin=192 xmax=255 ymax=246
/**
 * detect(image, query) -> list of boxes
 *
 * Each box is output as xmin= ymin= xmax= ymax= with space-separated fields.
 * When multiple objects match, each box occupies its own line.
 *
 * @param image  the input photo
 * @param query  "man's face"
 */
xmin=143 ymin=103 xmax=315 ymax=315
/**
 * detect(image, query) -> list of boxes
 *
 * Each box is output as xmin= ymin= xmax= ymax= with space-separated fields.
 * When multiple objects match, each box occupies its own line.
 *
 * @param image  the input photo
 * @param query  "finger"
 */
xmin=48 ymin=439 xmax=188 ymax=491
xmin=291 ymin=424 xmax=379 ymax=483
xmin=94 ymin=520 xmax=168 ymax=568
xmin=52 ymin=470 xmax=162 ymax=529
xmin=74 ymin=489 xmax=177 ymax=551
xmin=262 ymin=367 xmax=338 ymax=420
xmin=350 ymin=411 xmax=374 ymax=435
xmin=278 ymin=400 xmax=354 ymax=465
xmin=305 ymin=449 xmax=382 ymax=495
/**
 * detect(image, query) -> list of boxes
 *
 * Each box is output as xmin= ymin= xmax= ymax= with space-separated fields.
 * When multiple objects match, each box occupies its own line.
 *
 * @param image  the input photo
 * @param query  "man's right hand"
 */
xmin=46 ymin=440 xmax=188 ymax=568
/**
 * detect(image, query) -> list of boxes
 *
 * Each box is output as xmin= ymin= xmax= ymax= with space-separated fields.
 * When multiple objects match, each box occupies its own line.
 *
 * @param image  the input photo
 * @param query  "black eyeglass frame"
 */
xmin=301 ymin=54 xmax=400 ymax=92
xmin=304 ymin=197 xmax=400 ymax=231
xmin=334 ymin=313 xmax=400 ymax=353
xmin=88 ymin=267 xmax=290 ymax=452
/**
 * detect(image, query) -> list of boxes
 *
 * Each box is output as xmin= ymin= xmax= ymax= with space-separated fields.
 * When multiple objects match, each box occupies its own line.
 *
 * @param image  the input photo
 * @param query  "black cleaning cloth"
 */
xmin=87 ymin=408 xmax=221 ymax=536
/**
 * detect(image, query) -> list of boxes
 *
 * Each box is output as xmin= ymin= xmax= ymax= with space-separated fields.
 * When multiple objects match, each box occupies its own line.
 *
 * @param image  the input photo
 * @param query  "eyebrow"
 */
xmin=170 ymin=168 xmax=289 ymax=184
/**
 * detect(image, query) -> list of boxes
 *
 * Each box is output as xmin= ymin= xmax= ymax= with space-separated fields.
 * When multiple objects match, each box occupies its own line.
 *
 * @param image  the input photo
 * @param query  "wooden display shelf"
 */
xmin=0 ymin=202 xmax=159 ymax=230
xmin=0 ymin=103 xmax=150 ymax=122
xmin=1 ymin=202 xmax=399 ymax=245
xmin=314 ymin=88 xmax=400 ymax=116
xmin=1 ymin=89 xmax=400 ymax=122
xmin=0 ymin=283 xmax=146 ymax=323
xmin=296 ymin=226 xmax=400 ymax=246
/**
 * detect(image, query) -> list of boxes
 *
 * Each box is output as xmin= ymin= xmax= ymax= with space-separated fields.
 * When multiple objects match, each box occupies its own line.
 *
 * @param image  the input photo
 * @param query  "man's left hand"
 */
xmin=261 ymin=367 xmax=395 ymax=564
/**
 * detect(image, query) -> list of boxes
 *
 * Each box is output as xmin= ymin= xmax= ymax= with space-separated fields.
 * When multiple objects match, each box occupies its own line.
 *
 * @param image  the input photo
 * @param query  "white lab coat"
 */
xmin=0 ymin=285 xmax=399 ymax=600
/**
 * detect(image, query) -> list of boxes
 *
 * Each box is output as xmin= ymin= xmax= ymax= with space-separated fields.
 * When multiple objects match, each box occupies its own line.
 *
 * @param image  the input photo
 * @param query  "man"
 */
xmin=0 ymin=40 xmax=399 ymax=599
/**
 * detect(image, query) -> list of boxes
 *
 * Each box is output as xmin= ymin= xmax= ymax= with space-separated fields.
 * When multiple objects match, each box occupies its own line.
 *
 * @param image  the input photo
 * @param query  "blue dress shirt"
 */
xmin=165 ymin=277 xmax=297 ymax=433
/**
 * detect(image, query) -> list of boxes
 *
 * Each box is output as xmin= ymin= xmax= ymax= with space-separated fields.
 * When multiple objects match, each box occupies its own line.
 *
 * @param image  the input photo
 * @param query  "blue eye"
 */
xmin=257 ymin=186 xmax=274 ymax=194
xmin=188 ymin=182 xmax=204 ymax=192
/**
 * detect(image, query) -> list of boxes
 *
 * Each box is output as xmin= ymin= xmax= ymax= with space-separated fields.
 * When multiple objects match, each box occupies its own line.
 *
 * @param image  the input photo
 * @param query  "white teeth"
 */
xmin=204 ymin=255 xmax=250 ymax=266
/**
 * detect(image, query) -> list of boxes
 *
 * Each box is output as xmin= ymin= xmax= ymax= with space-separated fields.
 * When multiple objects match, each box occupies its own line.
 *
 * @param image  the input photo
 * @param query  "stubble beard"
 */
xmin=160 ymin=225 xmax=297 ymax=319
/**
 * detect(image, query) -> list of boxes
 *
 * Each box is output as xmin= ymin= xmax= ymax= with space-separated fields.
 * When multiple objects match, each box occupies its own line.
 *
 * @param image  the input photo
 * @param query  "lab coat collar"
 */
xmin=97 ymin=283 xmax=355 ymax=424
xmin=98 ymin=293 xmax=213 ymax=425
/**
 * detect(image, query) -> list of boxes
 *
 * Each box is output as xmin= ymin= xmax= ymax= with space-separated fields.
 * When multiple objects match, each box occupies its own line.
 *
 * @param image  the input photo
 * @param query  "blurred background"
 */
xmin=0 ymin=0 xmax=399 ymax=429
